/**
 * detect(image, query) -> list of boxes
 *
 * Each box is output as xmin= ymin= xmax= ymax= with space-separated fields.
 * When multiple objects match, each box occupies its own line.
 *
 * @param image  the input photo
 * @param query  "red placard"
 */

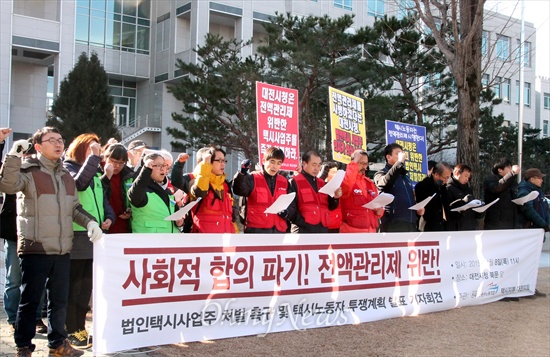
xmin=256 ymin=82 xmax=300 ymax=171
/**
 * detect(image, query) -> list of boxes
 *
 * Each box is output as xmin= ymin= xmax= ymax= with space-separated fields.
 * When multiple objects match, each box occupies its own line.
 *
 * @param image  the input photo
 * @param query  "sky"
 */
xmin=485 ymin=0 xmax=550 ymax=78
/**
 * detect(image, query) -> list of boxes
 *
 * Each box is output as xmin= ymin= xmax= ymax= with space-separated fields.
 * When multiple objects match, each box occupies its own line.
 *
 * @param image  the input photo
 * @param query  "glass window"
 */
xmin=90 ymin=16 xmax=105 ymax=45
xmin=137 ymin=26 xmax=150 ymax=52
xmin=482 ymin=74 xmax=489 ymax=89
xmin=496 ymin=35 xmax=509 ymax=61
xmin=515 ymin=81 xmax=531 ymax=107
xmin=334 ymin=0 xmax=352 ymax=11
xmin=543 ymin=120 xmax=549 ymax=137
xmin=516 ymin=40 xmax=531 ymax=67
xmin=122 ymin=0 xmax=136 ymax=16
xmin=367 ymin=0 xmax=384 ymax=17
xmin=481 ymin=31 xmax=488 ymax=56
xmin=77 ymin=0 xmax=90 ymax=7
xmin=106 ymin=0 xmax=121 ymax=13
xmin=501 ymin=78 xmax=510 ymax=103
xmin=91 ymin=0 xmax=105 ymax=10
xmin=75 ymin=14 xmax=89 ymax=43
xmin=398 ymin=0 xmax=414 ymax=19
xmin=106 ymin=20 xmax=121 ymax=48
xmin=137 ymin=0 xmax=150 ymax=19
xmin=121 ymin=23 xmax=136 ymax=48
xmin=544 ymin=93 xmax=550 ymax=110
xmin=493 ymin=76 xmax=501 ymax=99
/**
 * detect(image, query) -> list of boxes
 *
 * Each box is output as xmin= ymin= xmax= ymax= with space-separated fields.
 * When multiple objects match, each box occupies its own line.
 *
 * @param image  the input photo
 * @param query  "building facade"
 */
xmin=0 ymin=0 xmax=547 ymax=162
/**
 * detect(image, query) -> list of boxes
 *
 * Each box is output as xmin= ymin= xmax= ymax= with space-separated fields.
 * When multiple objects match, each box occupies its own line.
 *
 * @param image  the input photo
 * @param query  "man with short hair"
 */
xmin=232 ymin=146 xmax=294 ymax=233
xmin=127 ymin=139 xmax=149 ymax=169
xmin=518 ymin=168 xmax=550 ymax=232
xmin=483 ymin=158 xmax=520 ymax=230
xmin=374 ymin=143 xmax=424 ymax=232
xmin=288 ymin=151 xmax=341 ymax=233
xmin=447 ymin=164 xmax=483 ymax=231
xmin=340 ymin=150 xmax=383 ymax=233
xmin=414 ymin=162 xmax=453 ymax=232
xmin=0 ymin=127 xmax=102 ymax=357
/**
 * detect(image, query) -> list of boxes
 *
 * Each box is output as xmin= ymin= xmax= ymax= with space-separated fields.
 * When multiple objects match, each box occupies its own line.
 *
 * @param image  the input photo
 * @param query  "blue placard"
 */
xmin=385 ymin=120 xmax=428 ymax=184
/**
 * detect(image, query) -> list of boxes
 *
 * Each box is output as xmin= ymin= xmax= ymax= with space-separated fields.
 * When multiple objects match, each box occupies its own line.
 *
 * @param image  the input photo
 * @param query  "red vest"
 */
xmin=294 ymin=174 xmax=329 ymax=226
xmin=192 ymin=181 xmax=235 ymax=233
xmin=340 ymin=175 xmax=379 ymax=230
xmin=245 ymin=172 xmax=288 ymax=232
xmin=326 ymin=206 xmax=343 ymax=230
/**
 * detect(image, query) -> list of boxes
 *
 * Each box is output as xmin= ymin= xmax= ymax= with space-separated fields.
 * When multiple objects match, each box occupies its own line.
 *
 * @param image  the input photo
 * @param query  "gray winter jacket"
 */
xmin=0 ymin=154 xmax=94 ymax=255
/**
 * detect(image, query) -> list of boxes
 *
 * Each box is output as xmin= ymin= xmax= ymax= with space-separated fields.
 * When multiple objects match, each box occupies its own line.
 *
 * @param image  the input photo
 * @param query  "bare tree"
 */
xmin=413 ymin=0 xmax=485 ymax=194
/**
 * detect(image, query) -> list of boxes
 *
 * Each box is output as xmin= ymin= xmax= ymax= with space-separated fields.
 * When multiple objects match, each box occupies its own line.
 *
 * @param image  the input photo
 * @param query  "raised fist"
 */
xmin=9 ymin=139 xmax=31 ymax=157
xmin=241 ymin=159 xmax=251 ymax=174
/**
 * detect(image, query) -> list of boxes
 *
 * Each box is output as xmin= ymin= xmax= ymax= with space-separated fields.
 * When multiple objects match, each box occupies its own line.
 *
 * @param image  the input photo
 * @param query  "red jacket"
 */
xmin=340 ymin=162 xmax=382 ymax=232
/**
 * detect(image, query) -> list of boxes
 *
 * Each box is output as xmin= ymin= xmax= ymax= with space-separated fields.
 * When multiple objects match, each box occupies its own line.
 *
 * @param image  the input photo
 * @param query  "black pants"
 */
xmin=66 ymin=259 xmax=93 ymax=333
xmin=380 ymin=220 xmax=418 ymax=233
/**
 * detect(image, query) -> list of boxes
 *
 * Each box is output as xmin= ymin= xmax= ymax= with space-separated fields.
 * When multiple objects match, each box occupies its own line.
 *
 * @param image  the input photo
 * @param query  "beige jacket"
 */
xmin=0 ymin=154 xmax=94 ymax=255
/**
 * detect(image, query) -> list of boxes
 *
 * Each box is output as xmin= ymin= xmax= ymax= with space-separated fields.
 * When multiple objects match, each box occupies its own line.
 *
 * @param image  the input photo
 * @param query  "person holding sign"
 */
xmin=447 ymin=164 xmax=484 ymax=231
xmin=414 ymin=162 xmax=452 ymax=232
xmin=189 ymin=147 xmax=237 ymax=233
xmin=483 ymin=158 xmax=520 ymax=230
xmin=288 ymin=151 xmax=341 ymax=233
xmin=339 ymin=150 xmax=382 ymax=233
xmin=374 ymin=143 xmax=424 ymax=232
xmin=232 ymin=147 xmax=293 ymax=233
xmin=128 ymin=152 xmax=183 ymax=233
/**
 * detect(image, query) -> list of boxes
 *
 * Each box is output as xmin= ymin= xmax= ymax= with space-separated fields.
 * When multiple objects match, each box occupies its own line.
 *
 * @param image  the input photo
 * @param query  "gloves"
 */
xmin=277 ymin=210 xmax=289 ymax=220
xmin=87 ymin=221 xmax=103 ymax=243
xmin=9 ymin=139 xmax=31 ymax=157
xmin=241 ymin=159 xmax=251 ymax=174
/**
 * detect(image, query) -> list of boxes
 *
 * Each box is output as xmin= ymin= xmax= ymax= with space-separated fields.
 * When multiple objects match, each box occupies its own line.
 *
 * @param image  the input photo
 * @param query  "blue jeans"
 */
xmin=14 ymin=254 xmax=70 ymax=350
xmin=3 ymin=240 xmax=44 ymax=324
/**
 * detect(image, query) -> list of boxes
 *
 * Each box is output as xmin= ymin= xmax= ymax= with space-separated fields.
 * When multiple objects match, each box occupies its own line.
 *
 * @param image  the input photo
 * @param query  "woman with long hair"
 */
xmin=63 ymin=133 xmax=115 ymax=349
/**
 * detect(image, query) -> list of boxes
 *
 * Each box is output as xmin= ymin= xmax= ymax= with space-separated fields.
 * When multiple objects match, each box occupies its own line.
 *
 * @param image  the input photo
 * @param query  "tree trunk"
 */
xmin=456 ymin=0 xmax=483 ymax=196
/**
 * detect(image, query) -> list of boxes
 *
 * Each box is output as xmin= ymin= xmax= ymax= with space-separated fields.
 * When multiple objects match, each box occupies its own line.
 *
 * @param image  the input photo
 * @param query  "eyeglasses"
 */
xmin=151 ymin=164 xmax=169 ymax=170
xmin=212 ymin=159 xmax=228 ymax=163
xmin=108 ymin=159 xmax=126 ymax=167
xmin=41 ymin=138 xmax=64 ymax=145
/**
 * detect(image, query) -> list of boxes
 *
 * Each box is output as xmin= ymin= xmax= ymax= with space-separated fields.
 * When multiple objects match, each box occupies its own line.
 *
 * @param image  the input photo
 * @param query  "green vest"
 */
xmin=131 ymin=191 xmax=176 ymax=233
xmin=73 ymin=173 xmax=104 ymax=231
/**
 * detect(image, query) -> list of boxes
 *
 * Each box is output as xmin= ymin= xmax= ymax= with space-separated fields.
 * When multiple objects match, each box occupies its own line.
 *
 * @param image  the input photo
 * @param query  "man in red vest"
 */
xmin=288 ymin=151 xmax=342 ymax=233
xmin=340 ymin=149 xmax=384 ymax=233
xmin=233 ymin=147 xmax=293 ymax=233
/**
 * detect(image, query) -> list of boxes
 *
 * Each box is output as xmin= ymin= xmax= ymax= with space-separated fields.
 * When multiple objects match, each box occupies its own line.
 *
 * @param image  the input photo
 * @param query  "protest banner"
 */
xmin=385 ymin=120 xmax=428 ymax=183
xmin=256 ymin=82 xmax=299 ymax=171
xmin=93 ymin=229 xmax=543 ymax=354
xmin=328 ymin=87 xmax=366 ymax=164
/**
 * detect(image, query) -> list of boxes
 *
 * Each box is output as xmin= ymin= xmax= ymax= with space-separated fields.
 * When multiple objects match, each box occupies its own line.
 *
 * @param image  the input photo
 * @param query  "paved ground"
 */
xmin=1 ymin=244 xmax=548 ymax=357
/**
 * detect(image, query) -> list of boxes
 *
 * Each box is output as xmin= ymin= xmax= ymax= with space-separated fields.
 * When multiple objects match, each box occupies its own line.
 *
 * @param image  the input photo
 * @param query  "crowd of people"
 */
xmin=0 ymin=126 xmax=548 ymax=357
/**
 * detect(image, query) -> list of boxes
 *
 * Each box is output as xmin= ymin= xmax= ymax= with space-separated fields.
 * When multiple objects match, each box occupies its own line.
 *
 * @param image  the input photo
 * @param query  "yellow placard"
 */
xmin=328 ymin=87 xmax=366 ymax=164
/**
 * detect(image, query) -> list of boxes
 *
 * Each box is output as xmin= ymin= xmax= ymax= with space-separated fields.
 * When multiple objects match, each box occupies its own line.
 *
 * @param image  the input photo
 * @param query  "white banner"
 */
xmin=93 ymin=229 xmax=544 ymax=355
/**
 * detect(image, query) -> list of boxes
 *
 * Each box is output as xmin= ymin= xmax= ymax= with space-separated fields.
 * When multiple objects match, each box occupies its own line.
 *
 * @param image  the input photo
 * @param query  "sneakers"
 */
xmin=9 ymin=323 xmax=15 ymax=334
xmin=49 ymin=339 xmax=84 ymax=357
xmin=534 ymin=289 xmax=547 ymax=297
xmin=36 ymin=319 xmax=48 ymax=333
xmin=67 ymin=329 xmax=92 ymax=349
xmin=15 ymin=346 xmax=33 ymax=357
